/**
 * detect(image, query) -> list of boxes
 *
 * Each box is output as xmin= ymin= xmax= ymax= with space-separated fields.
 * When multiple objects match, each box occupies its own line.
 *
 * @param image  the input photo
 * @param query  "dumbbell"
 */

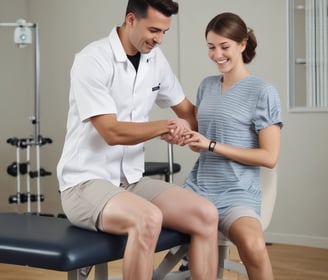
xmin=30 ymin=194 xmax=45 ymax=202
xmin=39 ymin=137 xmax=53 ymax=146
xmin=8 ymin=193 xmax=45 ymax=204
xmin=8 ymin=193 xmax=27 ymax=204
xmin=6 ymin=137 xmax=20 ymax=146
xmin=29 ymin=168 xmax=52 ymax=178
xmin=18 ymin=138 xmax=31 ymax=149
xmin=7 ymin=162 xmax=28 ymax=177
xmin=6 ymin=137 xmax=31 ymax=148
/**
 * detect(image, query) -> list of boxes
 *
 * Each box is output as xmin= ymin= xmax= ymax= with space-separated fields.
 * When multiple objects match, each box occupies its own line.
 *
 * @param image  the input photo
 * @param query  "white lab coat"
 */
xmin=57 ymin=27 xmax=185 ymax=191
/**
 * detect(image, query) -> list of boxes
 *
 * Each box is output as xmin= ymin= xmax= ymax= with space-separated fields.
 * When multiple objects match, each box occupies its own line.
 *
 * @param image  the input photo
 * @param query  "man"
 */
xmin=57 ymin=1 xmax=218 ymax=279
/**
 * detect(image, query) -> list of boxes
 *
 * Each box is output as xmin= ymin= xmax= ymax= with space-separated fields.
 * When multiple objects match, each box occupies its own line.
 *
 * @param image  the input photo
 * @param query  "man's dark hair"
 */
xmin=126 ymin=0 xmax=179 ymax=18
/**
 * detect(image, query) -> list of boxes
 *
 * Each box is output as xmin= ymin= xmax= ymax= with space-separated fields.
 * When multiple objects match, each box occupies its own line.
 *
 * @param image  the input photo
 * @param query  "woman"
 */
xmin=182 ymin=12 xmax=282 ymax=279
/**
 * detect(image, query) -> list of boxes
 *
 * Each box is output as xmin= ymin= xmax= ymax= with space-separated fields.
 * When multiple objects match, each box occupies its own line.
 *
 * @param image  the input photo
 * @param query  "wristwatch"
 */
xmin=208 ymin=141 xmax=216 ymax=152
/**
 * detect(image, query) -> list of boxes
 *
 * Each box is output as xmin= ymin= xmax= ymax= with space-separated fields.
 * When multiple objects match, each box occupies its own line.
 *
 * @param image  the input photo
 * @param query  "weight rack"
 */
xmin=1 ymin=20 xmax=52 ymax=214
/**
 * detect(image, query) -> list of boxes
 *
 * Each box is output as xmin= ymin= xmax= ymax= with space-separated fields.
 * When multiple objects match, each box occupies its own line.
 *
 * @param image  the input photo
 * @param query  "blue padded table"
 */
xmin=0 ymin=212 xmax=189 ymax=280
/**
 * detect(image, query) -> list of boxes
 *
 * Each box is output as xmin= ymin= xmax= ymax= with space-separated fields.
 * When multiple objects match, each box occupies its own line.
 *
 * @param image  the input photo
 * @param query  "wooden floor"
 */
xmin=0 ymin=243 xmax=327 ymax=280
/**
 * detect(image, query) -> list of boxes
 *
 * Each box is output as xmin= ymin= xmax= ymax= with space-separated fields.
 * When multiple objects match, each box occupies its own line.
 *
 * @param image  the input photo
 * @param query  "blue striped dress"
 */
xmin=183 ymin=74 xmax=282 ymax=215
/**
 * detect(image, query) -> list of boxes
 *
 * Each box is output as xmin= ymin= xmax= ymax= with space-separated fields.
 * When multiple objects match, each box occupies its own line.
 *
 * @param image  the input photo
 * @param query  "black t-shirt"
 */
xmin=127 ymin=52 xmax=141 ymax=72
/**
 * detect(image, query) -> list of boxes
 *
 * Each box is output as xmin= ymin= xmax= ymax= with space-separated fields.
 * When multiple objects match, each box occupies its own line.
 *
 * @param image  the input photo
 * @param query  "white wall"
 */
xmin=0 ymin=0 xmax=327 ymax=248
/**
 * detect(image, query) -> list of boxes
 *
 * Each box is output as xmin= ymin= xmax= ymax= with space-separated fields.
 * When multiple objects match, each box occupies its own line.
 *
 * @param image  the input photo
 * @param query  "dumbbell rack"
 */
xmin=6 ymin=136 xmax=52 ymax=214
xmin=1 ymin=20 xmax=51 ymax=214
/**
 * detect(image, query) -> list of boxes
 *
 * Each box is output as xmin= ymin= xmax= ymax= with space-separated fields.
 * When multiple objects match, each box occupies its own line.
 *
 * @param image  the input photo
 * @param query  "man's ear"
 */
xmin=126 ymin=12 xmax=136 ymax=27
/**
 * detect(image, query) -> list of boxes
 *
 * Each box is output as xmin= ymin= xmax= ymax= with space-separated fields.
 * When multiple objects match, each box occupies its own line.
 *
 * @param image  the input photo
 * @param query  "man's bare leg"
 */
xmin=99 ymin=192 xmax=163 ymax=280
xmin=153 ymin=186 xmax=219 ymax=280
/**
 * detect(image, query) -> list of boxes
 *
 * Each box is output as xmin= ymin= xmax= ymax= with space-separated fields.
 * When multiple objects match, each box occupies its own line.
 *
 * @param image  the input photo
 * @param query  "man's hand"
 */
xmin=161 ymin=118 xmax=190 ymax=145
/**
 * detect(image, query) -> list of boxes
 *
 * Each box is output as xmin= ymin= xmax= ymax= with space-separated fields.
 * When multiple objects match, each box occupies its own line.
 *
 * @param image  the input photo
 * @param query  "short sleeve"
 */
xmin=253 ymin=83 xmax=283 ymax=133
xmin=71 ymin=53 xmax=117 ymax=122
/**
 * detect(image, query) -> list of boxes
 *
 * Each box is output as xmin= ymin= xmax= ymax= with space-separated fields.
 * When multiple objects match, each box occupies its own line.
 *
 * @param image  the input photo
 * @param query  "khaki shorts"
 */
xmin=219 ymin=206 xmax=263 ymax=238
xmin=61 ymin=177 xmax=174 ymax=231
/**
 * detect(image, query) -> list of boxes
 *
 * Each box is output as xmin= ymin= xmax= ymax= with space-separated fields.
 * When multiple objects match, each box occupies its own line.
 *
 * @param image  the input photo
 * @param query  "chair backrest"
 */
xmin=260 ymin=166 xmax=278 ymax=231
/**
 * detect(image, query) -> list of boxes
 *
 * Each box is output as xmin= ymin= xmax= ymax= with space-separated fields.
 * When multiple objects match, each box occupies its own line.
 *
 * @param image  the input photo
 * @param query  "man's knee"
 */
xmin=142 ymin=205 xmax=163 ymax=236
xmin=133 ymin=204 xmax=163 ymax=245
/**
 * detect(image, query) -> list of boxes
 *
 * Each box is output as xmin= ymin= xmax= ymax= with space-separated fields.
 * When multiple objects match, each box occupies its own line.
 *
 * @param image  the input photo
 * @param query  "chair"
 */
xmin=153 ymin=166 xmax=278 ymax=280
xmin=144 ymin=143 xmax=181 ymax=183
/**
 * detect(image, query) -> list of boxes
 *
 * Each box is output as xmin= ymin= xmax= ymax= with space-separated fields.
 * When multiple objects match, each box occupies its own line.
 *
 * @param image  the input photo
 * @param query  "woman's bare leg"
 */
xmin=229 ymin=217 xmax=274 ymax=280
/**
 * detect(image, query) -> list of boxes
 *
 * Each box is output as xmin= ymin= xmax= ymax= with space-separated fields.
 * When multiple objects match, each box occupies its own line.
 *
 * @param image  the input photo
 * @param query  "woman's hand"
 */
xmin=182 ymin=129 xmax=211 ymax=151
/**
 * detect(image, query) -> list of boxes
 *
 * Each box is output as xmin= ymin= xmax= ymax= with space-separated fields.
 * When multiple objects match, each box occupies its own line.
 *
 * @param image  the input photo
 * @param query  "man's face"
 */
xmin=126 ymin=6 xmax=171 ymax=54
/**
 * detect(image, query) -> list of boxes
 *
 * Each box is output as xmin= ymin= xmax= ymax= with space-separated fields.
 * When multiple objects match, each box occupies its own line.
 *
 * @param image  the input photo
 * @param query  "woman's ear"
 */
xmin=240 ymin=38 xmax=247 ymax=52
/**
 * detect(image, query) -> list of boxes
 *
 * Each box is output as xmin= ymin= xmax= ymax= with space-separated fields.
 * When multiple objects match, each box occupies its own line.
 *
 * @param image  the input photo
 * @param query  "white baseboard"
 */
xmin=265 ymin=231 xmax=328 ymax=249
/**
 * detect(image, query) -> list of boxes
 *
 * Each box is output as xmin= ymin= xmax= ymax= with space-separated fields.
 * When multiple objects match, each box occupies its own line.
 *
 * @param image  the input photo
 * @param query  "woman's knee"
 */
xmin=195 ymin=200 xmax=219 ymax=234
xmin=238 ymin=234 xmax=267 ymax=264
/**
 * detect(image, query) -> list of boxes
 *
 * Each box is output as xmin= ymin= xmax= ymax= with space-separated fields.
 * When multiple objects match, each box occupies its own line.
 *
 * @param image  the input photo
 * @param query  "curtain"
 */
xmin=305 ymin=0 xmax=328 ymax=107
